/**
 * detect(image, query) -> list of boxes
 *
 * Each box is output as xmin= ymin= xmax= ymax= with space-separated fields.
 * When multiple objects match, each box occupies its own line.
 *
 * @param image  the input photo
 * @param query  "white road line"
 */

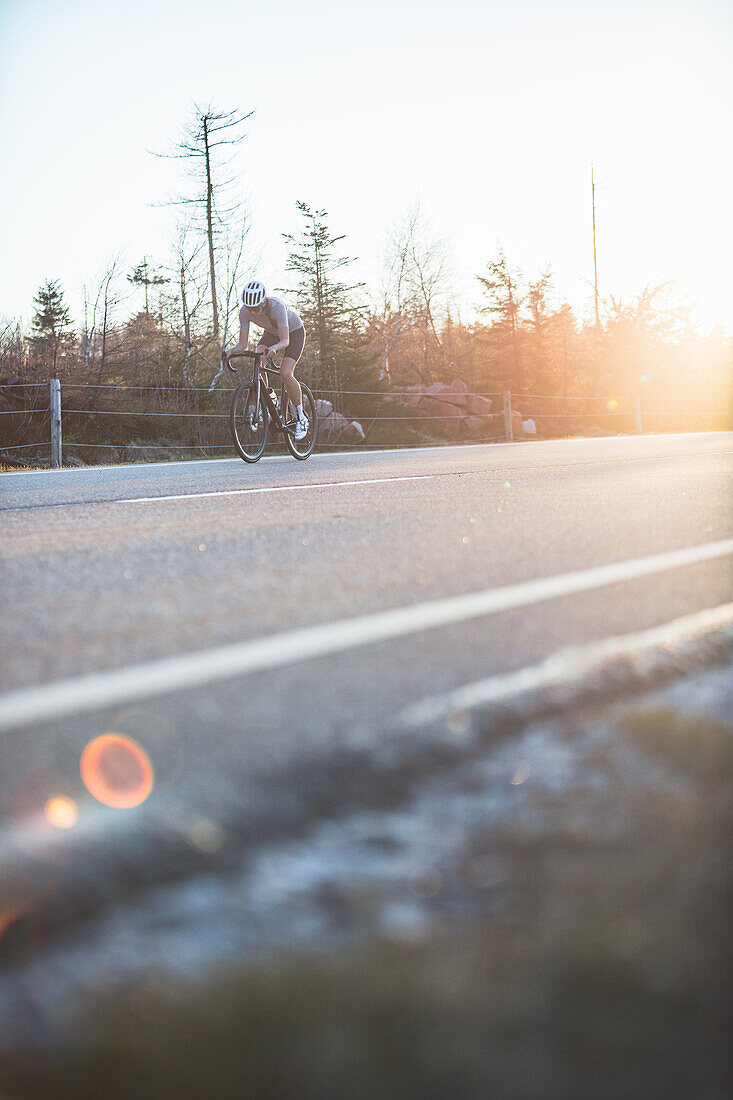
xmin=1 ymin=431 xmax=729 ymax=480
xmin=113 ymin=474 xmax=436 ymax=504
xmin=1 ymin=538 xmax=731 ymax=731
xmin=398 ymin=603 xmax=733 ymax=727
xmin=100 ymin=449 xmax=732 ymax=506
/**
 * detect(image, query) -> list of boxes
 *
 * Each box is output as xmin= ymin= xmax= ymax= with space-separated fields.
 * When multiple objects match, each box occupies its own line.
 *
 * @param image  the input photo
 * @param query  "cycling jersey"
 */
xmin=242 ymin=296 xmax=302 ymax=335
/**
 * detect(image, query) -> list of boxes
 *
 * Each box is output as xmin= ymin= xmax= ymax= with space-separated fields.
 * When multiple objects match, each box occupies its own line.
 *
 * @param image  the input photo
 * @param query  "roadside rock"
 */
xmin=426 ymin=379 xmax=468 ymax=400
xmin=319 ymin=411 xmax=349 ymax=441
xmin=466 ymin=394 xmax=493 ymax=417
xmin=317 ymin=409 xmax=367 ymax=445
xmin=389 ymin=381 xmax=494 ymax=437
xmin=461 ymin=416 xmax=486 ymax=436
xmin=340 ymin=421 xmax=366 ymax=444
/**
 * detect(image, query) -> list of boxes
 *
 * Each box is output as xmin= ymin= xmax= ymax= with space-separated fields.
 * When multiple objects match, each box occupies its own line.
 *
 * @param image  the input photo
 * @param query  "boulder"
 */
xmin=316 ymin=399 xmax=333 ymax=419
xmin=466 ymin=394 xmax=493 ymax=416
xmin=435 ymin=392 xmax=470 ymax=409
xmin=426 ymin=379 xmax=468 ymax=397
xmin=340 ymin=420 xmax=366 ymax=444
xmin=319 ymin=411 xmax=349 ymax=441
xmin=460 ymin=416 xmax=485 ymax=436
xmin=416 ymin=396 xmax=462 ymax=420
xmin=419 ymin=380 xmax=471 ymax=409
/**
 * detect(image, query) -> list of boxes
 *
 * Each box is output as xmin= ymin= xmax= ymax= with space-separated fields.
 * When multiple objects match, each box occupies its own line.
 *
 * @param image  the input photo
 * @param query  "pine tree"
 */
xmin=127 ymin=257 xmax=169 ymax=315
xmin=32 ymin=279 xmax=73 ymax=375
xmin=282 ymin=202 xmax=373 ymax=397
xmin=476 ymin=250 xmax=525 ymax=391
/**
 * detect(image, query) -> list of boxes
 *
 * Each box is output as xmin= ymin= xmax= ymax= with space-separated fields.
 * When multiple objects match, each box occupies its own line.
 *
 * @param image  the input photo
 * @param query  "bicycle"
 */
xmin=226 ymin=350 xmax=318 ymax=463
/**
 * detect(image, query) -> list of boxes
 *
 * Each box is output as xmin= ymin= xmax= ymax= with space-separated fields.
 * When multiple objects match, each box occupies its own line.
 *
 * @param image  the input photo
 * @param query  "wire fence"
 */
xmin=0 ymin=376 xmax=727 ymax=468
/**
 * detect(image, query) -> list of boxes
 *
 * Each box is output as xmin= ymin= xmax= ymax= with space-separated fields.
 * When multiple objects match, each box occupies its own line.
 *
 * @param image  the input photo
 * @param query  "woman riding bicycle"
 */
xmin=224 ymin=280 xmax=309 ymax=441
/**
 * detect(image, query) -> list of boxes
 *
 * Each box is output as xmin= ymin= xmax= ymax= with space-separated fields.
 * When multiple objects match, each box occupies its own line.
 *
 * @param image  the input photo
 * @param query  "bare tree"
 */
xmin=0 ymin=319 xmax=25 ymax=379
xmin=375 ymin=210 xmax=417 ymax=383
xmin=207 ymin=214 xmax=252 ymax=392
xmin=166 ymin=224 xmax=207 ymax=386
xmin=378 ymin=204 xmax=454 ymax=384
xmin=407 ymin=212 xmax=454 ymax=379
xmin=82 ymin=256 xmax=124 ymax=381
xmin=156 ymin=103 xmax=253 ymax=343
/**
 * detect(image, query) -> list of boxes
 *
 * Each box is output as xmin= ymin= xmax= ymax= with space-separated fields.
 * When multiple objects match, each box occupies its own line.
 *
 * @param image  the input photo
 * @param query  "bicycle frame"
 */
xmin=226 ymin=350 xmax=296 ymax=436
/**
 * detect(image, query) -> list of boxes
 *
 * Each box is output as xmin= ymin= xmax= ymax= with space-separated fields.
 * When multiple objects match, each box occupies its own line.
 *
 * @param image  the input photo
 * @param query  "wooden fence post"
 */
xmin=50 ymin=378 xmax=62 ymax=468
xmin=503 ymin=390 xmax=514 ymax=442
xmin=633 ymin=393 xmax=643 ymax=434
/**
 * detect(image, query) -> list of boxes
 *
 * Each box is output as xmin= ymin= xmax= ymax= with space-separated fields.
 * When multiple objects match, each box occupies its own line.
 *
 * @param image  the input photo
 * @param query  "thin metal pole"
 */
xmin=50 ymin=378 xmax=62 ymax=467
xmin=503 ymin=390 xmax=514 ymax=442
xmin=592 ymin=164 xmax=600 ymax=328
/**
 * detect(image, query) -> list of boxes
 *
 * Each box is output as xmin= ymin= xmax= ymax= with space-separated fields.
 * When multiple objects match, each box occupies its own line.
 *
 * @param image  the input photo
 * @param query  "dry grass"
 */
xmin=1 ymin=705 xmax=731 ymax=1100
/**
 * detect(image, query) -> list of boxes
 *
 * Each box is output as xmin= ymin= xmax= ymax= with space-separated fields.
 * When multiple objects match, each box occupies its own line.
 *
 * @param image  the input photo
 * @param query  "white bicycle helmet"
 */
xmin=242 ymin=280 xmax=266 ymax=308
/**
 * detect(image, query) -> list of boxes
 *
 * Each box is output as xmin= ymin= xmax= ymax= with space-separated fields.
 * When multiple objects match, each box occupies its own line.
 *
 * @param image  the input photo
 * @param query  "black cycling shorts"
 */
xmin=258 ymin=326 xmax=306 ymax=365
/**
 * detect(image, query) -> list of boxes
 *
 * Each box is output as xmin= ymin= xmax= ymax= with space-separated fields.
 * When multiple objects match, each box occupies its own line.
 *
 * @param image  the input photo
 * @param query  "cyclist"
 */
xmin=224 ymin=280 xmax=309 ymax=440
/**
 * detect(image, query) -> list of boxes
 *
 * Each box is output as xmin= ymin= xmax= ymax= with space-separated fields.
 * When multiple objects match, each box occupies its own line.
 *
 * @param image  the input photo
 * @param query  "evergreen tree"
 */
xmin=476 ymin=249 xmax=525 ymax=391
xmin=282 ymin=202 xmax=374 ymax=398
xmin=127 ymin=257 xmax=169 ymax=315
xmin=32 ymin=279 xmax=73 ymax=375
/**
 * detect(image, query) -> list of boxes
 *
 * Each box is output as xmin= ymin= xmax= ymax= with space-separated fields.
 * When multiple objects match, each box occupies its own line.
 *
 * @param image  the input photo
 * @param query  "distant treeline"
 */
xmin=1 ymin=194 xmax=730 ymax=463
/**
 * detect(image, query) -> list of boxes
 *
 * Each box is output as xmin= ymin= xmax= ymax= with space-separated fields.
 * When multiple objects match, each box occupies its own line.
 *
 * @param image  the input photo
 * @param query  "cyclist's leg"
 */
xmin=280 ymin=327 xmax=306 ymax=406
xmin=280 ymin=357 xmax=302 ymax=406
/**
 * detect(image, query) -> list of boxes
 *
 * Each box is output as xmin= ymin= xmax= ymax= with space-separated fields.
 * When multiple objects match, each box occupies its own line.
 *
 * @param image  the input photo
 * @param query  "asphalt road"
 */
xmin=1 ymin=434 xmax=731 ymax=820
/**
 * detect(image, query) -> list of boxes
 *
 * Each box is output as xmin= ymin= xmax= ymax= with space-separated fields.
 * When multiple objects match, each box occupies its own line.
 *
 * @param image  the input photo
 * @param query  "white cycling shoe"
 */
xmin=294 ymin=415 xmax=309 ymax=441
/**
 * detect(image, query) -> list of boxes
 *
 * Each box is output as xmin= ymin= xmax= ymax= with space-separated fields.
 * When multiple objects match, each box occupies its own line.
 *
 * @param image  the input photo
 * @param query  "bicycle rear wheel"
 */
xmin=230 ymin=380 xmax=268 ymax=462
xmin=283 ymin=383 xmax=317 ymax=460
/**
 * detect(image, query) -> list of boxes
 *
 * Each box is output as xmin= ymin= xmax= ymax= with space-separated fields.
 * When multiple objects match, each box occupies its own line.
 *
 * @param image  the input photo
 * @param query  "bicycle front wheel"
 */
xmin=283 ymin=382 xmax=317 ymax=460
xmin=230 ymin=380 xmax=268 ymax=462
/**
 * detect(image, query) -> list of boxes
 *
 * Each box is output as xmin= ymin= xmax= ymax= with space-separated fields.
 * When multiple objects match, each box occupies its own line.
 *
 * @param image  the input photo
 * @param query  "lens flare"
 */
xmin=0 ymin=907 xmax=25 ymax=945
xmin=446 ymin=709 xmax=471 ymax=735
xmin=80 ymin=733 xmax=154 ymax=809
xmin=606 ymin=399 xmax=620 ymax=412
xmin=510 ymin=761 xmax=530 ymax=785
xmin=187 ymin=819 xmax=225 ymax=853
xmin=44 ymin=795 xmax=79 ymax=829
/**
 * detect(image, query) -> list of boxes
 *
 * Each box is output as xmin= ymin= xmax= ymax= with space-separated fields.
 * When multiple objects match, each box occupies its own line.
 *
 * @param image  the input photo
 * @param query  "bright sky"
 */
xmin=1 ymin=0 xmax=730 ymax=333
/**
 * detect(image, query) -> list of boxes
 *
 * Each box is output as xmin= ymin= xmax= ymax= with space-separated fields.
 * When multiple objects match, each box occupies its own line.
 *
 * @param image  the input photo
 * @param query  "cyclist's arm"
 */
xmin=264 ymin=324 xmax=290 ymax=358
xmin=224 ymin=307 xmax=251 ymax=357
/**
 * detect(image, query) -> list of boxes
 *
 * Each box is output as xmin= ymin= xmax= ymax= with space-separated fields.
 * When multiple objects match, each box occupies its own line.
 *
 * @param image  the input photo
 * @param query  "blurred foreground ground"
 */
xmin=1 ymin=659 xmax=731 ymax=1100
